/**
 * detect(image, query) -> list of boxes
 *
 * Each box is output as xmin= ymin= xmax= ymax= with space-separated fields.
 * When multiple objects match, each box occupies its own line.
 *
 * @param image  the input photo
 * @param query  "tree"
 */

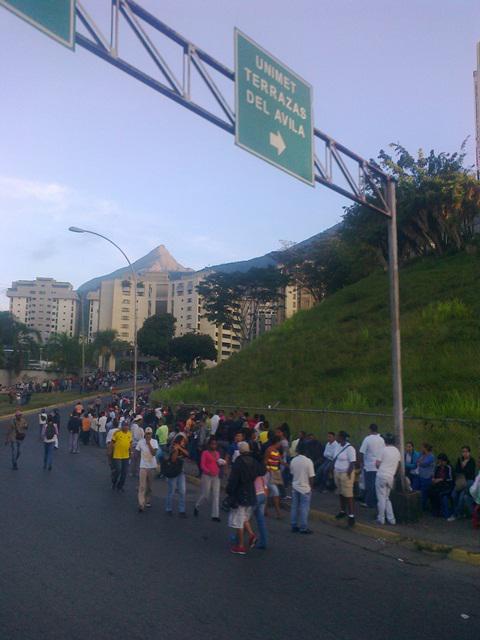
xmin=92 ymin=329 xmax=130 ymax=370
xmin=137 ymin=313 xmax=176 ymax=359
xmin=197 ymin=267 xmax=289 ymax=345
xmin=44 ymin=333 xmax=93 ymax=374
xmin=342 ymin=141 xmax=480 ymax=263
xmin=170 ymin=333 xmax=217 ymax=369
xmin=0 ymin=311 xmax=40 ymax=376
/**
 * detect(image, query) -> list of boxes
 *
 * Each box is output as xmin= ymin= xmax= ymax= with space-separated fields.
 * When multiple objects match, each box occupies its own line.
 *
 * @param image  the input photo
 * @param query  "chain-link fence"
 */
xmin=171 ymin=402 xmax=480 ymax=462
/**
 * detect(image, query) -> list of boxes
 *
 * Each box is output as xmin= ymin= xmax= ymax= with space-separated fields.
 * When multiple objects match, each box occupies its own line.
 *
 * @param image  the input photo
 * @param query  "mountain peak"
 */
xmin=78 ymin=244 xmax=192 ymax=293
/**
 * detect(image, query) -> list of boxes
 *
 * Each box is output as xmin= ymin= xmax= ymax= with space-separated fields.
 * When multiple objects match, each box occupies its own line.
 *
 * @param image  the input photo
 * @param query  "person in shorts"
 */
xmin=333 ymin=431 xmax=357 ymax=527
xmin=226 ymin=441 xmax=265 ymax=555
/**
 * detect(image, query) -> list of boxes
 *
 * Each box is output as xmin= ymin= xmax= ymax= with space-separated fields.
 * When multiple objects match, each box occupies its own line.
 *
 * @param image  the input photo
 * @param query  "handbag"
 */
xmin=455 ymin=473 xmax=467 ymax=492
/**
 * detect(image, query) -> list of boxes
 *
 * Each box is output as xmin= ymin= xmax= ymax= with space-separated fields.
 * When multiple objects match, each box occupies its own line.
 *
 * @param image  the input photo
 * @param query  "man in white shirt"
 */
xmin=136 ymin=427 xmax=159 ymax=512
xmin=290 ymin=444 xmax=315 ymax=534
xmin=334 ymin=431 xmax=357 ymax=526
xmin=210 ymin=412 xmax=220 ymax=436
xmin=359 ymin=424 xmax=385 ymax=508
xmin=38 ymin=409 xmax=47 ymax=441
xmin=97 ymin=412 xmax=108 ymax=448
xmin=130 ymin=416 xmax=145 ymax=478
xmin=375 ymin=433 xmax=401 ymax=525
xmin=315 ymin=432 xmax=339 ymax=492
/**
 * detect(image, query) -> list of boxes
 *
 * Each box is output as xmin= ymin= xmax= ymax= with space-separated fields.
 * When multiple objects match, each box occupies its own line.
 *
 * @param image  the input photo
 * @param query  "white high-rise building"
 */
xmin=474 ymin=42 xmax=480 ymax=179
xmin=7 ymin=277 xmax=78 ymax=342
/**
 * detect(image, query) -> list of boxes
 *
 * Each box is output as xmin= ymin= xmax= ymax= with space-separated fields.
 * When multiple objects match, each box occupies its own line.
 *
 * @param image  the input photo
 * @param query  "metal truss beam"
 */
xmin=75 ymin=0 xmax=392 ymax=216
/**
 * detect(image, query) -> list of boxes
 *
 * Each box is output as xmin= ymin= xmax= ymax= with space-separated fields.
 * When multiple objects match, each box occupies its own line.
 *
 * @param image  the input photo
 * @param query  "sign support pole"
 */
xmin=387 ymin=179 xmax=406 ymax=487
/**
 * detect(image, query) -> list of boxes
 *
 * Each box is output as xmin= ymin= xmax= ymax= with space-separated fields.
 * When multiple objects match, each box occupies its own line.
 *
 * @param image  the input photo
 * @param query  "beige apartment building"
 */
xmin=85 ymin=271 xmax=169 ymax=343
xmin=168 ymin=273 xmax=241 ymax=362
xmin=7 ymin=277 xmax=78 ymax=342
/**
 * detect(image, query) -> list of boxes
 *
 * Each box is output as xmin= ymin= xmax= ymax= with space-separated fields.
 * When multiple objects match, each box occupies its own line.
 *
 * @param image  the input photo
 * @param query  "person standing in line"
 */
xmin=253 ymin=470 xmax=268 ymax=549
xmin=315 ymin=431 xmax=339 ymax=492
xmin=5 ymin=410 xmax=28 ymax=470
xmin=67 ymin=411 xmax=82 ymax=454
xmin=194 ymin=437 xmax=223 ymax=521
xmin=359 ymin=424 xmax=385 ymax=508
xmin=80 ymin=411 xmax=92 ymax=446
xmin=42 ymin=415 xmax=59 ymax=471
xmin=404 ymin=441 xmax=420 ymax=489
xmin=375 ymin=433 xmax=401 ymax=525
xmin=38 ymin=408 xmax=48 ymax=441
xmin=290 ymin=442 xmax=315 ymax=534
xmin=334 ymin=431 xmax=357 ymax=527
xmin=136 ymin=427 xmax=158 ymax=512
xmin=448 ymin=446 xmax=476 ymax=521
xmin=130 ymin=416 xmax=145 ymax=477
xmin=165 ymin=434 xmax=189 ymax=517
xmin=97 ymin=411 xmax=108 ymax=448
xmin=110 ymin=420 xmax=133 ymax=492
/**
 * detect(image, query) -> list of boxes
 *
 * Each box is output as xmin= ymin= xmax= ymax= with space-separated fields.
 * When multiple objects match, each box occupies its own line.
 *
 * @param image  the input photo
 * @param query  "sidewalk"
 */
xmin=183 ymin=459 xmax=480 ymax=565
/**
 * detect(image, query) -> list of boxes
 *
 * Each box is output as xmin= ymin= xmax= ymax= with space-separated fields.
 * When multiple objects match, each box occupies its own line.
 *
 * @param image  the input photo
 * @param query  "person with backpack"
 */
xmin=5 ymin=410 xmax=28 ymax=470
xmin=42 ymin=415 xmax=59 ymax=471
xmin=226 ymin=441 xmax=266 ymax=555
xmin=163 ymin=434 xmax=189 ymax=517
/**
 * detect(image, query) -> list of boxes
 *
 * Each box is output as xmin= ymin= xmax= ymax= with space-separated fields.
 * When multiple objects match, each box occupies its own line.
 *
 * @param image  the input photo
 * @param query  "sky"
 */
xmin=0 ymin=0 xmax=478 ymax=309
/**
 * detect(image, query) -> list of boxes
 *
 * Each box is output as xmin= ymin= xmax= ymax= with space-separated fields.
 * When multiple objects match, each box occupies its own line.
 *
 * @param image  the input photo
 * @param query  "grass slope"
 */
xmin=156 ymin=252 xmax=480 ymax=422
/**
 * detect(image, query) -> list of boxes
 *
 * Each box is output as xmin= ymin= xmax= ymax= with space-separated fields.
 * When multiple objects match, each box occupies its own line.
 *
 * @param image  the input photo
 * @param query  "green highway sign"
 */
xmin=0 ymin=0 xmax=75 ymax=49
xmin=234 ymin=29 xmax=314 ymax=186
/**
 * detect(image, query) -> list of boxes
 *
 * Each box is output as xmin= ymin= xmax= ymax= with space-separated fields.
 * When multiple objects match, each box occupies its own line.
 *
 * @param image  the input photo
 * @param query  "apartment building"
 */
xmin=7 ymin=277 xmax=78 ymax=342
xmin=84 ymin=271 xmax=169 ymax=343
xmin=168 ymin=273 xmax=241 ymax=362
xmin=284 ymin=284 xmax=316 ymax=319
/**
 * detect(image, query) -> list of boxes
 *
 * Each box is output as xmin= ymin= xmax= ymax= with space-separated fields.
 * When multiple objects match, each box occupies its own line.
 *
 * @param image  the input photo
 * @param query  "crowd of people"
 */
xmin=5 ymin=398 xmax=480 ymax=555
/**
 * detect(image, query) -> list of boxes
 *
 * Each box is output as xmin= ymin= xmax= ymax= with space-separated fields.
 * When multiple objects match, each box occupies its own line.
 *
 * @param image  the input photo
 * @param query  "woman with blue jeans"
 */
xmin=166 ymin=434 xmax=188 ymax=517
xmin=416 ymin=443 xmax=435 ymax=510
xmin=253 ymin=474 xmax=268 ymax=549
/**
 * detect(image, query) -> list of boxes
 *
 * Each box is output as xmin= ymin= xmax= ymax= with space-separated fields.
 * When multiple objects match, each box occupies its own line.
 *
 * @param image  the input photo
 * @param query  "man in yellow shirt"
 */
xmin=111 ymin=420 xmax=133 ymax=492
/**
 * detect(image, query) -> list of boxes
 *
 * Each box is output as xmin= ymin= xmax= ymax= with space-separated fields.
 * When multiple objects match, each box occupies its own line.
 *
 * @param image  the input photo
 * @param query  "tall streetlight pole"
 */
xmin=69 ymin=226 xmax=138 ymax=413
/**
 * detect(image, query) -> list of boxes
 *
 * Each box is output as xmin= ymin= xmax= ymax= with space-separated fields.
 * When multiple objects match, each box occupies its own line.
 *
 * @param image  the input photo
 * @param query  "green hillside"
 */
xmin=154 ymin=252 xmax=480 ymax=422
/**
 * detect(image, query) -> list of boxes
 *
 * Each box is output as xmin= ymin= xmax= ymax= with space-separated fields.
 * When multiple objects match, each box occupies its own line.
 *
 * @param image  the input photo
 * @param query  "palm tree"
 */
xmin=0 ymin=311 xmax=40 ymax=380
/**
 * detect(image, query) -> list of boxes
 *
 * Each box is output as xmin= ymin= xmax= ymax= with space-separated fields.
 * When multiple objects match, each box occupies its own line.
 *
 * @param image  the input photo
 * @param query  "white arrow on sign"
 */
xmin=269 ymin=131 xmax=286 ymax=155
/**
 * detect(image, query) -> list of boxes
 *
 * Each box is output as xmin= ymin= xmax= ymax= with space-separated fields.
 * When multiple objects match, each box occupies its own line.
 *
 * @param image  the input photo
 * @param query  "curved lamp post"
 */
xmin=69 ymin=226 xmax=138 ymax=412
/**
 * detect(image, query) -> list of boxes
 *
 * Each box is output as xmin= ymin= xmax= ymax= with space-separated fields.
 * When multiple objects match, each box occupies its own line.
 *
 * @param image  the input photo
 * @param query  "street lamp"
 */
xmin=69 ymin=226 xmax=138 ymax=413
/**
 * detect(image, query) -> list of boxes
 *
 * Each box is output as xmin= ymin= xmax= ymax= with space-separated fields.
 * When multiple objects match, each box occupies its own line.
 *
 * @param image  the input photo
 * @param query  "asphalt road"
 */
xmin=1 ymin=401 xmax=479 ymax=640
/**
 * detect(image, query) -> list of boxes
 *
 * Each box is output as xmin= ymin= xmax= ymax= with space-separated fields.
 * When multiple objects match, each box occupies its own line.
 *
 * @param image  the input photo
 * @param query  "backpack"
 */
xmin=45 ymin=423 xmax=56 ymax=440
xmin=161 ymin=455 xmax=183 ymax=479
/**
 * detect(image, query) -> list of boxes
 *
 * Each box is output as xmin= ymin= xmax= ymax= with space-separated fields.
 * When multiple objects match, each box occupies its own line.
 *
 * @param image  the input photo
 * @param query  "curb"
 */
xmin=0 ymin=385 xmax=145 ymax=422
xmin=185 ymin=472 xmax=480 ymax=567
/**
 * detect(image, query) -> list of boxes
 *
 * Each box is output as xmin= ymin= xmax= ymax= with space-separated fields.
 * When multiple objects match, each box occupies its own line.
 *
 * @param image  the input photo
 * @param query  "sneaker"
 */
xmin=291 ymin=526 xmax=300 ymax=532
xmin=230 ymin=545 xmax=246 ymax=555
xmin=248 ymin=534 xmax=258 ymax=549
xmin=300 ymin=529 xmax=314 ymax=535
xmin=145 ymin=503 xmax=152 ymax=508
xmin=335 ymin=511 xmax=347 ymax=519
xmin=348 ymin=515 xmax=355 ymax=527
xmin=194 ymin=507 xmax=199 ymax=517
xmin=211 ymin=517 xmax=221 ymax=522
xmin=387 ymin=519 xmax=396 ymax=525
xmin=360 ymin=502 xmax=369 ymax=508
xmin=138 ymin=506 xmax=144 ymax=513
xmin=376 ymin=518 xmax=385 ymax=525
xmin=447 ymin=515 xmax=456 ymax=522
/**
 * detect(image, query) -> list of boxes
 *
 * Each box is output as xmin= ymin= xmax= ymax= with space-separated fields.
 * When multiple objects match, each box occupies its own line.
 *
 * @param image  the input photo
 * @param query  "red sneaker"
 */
xmin=230 ymin=545 xmax=247 ymax=555
xmin=248 ymin=534 xmax=258 ymax=549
